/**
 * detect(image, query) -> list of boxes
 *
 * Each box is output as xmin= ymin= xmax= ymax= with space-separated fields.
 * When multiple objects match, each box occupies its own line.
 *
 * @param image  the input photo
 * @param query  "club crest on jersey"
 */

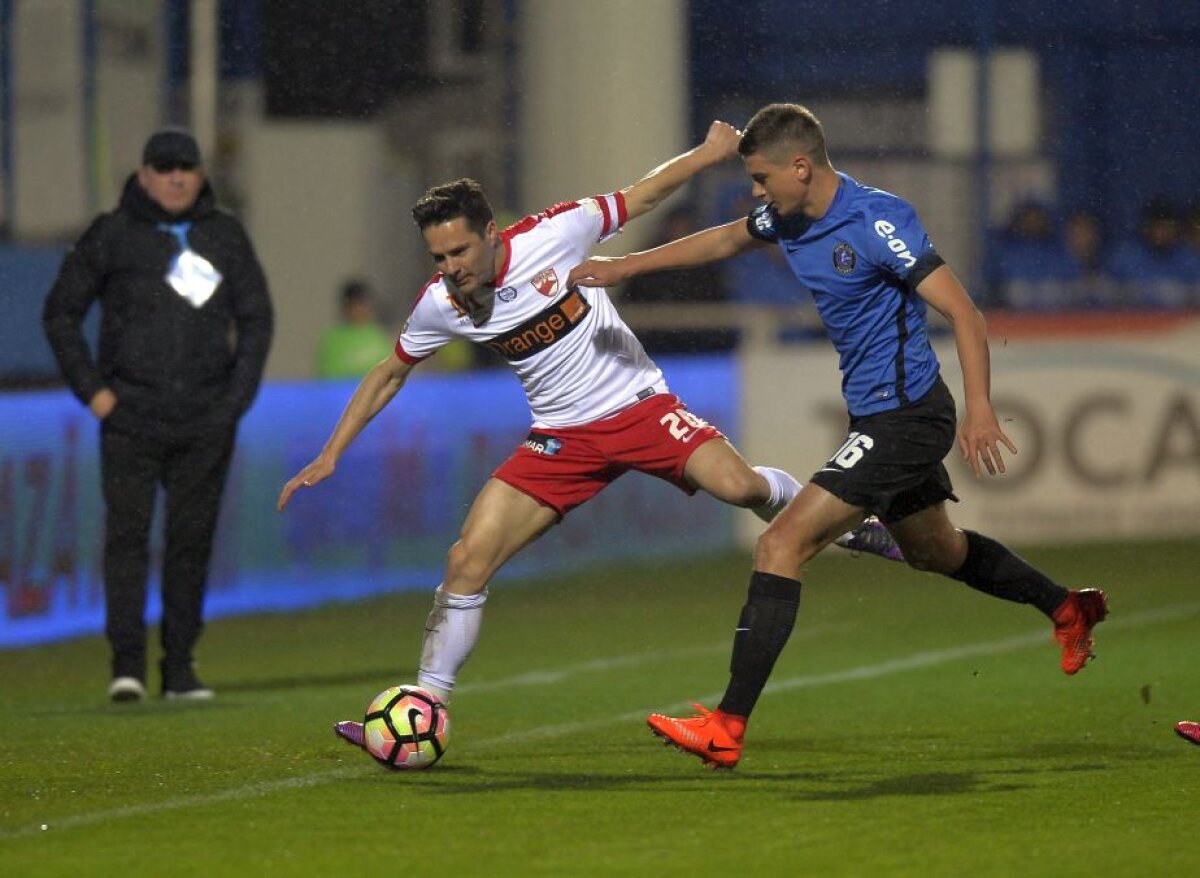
xmin=497 ymin=285 xmax=518 ymax=303
xmin=531 ymin=267 xmax=559 ymax=297
xmin=833 ymin=242 xmax=857 ymax=275
xmin=523 ymin=432 xmax=562 ymax=455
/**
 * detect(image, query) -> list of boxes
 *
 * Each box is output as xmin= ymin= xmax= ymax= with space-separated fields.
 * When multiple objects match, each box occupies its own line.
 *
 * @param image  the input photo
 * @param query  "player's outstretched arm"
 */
xmin=567 ymin=219 xmax=759 ymax=289
xmin=619 ymin=120 xmax=741 ymax=222
xmin=915 ymin=265 xmax=1017 ymax=478
xmin=277 ymin=354 xmax=414 ymax=510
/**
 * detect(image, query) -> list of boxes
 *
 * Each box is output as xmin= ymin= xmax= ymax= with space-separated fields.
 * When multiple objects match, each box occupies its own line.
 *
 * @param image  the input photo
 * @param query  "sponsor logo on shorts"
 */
xmin=523 ymin=432 xmax=562 ymax=455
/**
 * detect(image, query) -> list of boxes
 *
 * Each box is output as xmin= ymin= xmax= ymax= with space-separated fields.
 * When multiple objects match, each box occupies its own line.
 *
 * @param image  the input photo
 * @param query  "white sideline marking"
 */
xmin=3 ymin=600 xmax=1196 ymax=841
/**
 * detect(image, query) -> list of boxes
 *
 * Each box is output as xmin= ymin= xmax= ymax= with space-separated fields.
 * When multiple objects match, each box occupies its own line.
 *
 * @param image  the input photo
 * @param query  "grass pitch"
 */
xmin=2 ymin=538 xmax=1198 ymax=877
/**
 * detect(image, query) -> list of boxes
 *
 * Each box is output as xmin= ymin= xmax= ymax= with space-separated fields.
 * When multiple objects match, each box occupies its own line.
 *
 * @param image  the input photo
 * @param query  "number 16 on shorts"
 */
xmin=827 ymin=431 xmax=874 ymax=470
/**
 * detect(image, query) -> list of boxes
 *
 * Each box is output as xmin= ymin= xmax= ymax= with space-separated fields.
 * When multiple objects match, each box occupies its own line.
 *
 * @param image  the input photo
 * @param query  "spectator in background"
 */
xmin=1187 ymin=201 xmax=1200 ymax=253
xmin=42 ymin=129 xmax=273 ymax=702
xmin=1062 ymin=209 xmax=1120 ymax=308
xmin=987 ymin=200 xmax=1076 ymax=310
xmin=1183 ymin=200 xmax=1200 ymax=290
xmin=620 ymin=204 xmax=738 ymax=354
xmin=316 ymin=279 xmax=396 ymax=379
xmin=1106 ymin=196 xmax=1196 ymax=308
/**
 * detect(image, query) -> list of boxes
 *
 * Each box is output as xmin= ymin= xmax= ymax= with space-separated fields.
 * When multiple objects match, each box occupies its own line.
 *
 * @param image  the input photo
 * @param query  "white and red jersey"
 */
xmin=396 ymin=192 xmax=667 ymax=428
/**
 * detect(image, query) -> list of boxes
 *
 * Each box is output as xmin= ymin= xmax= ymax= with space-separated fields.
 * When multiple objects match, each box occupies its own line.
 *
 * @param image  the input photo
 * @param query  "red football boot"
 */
xmin=1175 ymin=721 xmax=1200 ymax=746
xmin=647 ymin=703 xmax=744 ymax=769
xmin=1052 ymin=589 xmax=1109 ymax=674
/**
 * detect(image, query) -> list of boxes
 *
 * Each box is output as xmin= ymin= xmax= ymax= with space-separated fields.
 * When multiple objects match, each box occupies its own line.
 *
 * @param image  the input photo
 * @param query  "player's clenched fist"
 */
xmin=702 ymin=120 xmax=742 ymax=161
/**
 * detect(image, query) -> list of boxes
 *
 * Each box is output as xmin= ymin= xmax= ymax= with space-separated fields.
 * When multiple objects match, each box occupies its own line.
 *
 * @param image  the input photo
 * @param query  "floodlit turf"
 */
xmin=2 ymin=538 xmax=1198 ymax=876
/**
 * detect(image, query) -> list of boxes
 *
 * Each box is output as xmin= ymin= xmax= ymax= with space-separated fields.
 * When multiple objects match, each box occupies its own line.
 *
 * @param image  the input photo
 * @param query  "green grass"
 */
xmin=2 ymin=538 xmax=1198 ymax=877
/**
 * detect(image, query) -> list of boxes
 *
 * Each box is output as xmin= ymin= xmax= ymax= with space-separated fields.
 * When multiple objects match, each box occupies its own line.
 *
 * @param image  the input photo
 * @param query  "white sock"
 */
xmin=417 ymin=585 xmax=488 ymax=704
xmin=752 ymin=466 xmax=802 ymax=522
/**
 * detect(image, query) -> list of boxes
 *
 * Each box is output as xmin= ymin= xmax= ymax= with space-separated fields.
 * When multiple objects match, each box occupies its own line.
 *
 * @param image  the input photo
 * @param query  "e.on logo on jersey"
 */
xmin=873 ymin=219 xmax=917 ymax=268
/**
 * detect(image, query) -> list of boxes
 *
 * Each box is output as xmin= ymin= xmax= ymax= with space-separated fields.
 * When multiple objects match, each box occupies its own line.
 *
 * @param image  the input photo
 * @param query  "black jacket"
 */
xmin=43 ymin=175 xmax=273 ymax=440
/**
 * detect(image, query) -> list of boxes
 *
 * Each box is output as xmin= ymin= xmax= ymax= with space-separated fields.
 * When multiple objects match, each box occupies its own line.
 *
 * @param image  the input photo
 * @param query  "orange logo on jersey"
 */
xmin=531 ymin=267 xmax=558 ymax=297
xmin=485 ymin=289 xmax=590 ymax=361
xmin=445 ymin=292 xmax=469 ymax=320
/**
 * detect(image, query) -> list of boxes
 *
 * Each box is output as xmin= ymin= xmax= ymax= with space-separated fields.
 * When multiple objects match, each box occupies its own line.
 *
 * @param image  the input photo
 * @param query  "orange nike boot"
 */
xmin=647 ymin=703 xmax=744 ymax=769
xmin=1052 ymin=588 xmax=1109 ymax=674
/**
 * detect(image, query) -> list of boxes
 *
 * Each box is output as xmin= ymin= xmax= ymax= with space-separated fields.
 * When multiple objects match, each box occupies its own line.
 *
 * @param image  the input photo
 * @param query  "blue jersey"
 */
xmin=747 ymin=172 xmax=946 ymax=416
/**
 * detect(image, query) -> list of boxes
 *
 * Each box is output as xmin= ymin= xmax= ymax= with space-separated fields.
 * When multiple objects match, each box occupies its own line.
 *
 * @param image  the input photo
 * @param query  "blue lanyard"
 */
xmin=158 ymin=221 xmax=192 ymax=251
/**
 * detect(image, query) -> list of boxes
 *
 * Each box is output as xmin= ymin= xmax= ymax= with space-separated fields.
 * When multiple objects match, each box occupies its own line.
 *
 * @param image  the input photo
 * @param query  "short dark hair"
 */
xmin=411 ymin=178 xmax=494 ymax=236
xmin=1141 ymin=195 xmax=1179 ymax=225
xmin=738 ymin=103 xmax=830 ymax=167
xmin=340 ymin=279 xmax=371 ymax=305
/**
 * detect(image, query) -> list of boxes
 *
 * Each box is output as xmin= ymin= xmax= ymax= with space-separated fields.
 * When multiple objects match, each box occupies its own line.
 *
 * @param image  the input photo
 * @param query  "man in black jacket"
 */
xmin=43 ymin=129 xmax=273 ymax=702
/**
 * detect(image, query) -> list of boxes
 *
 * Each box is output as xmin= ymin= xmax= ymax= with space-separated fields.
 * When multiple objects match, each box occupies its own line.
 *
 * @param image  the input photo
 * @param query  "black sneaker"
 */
xmin=162 ymin=663 xmax=215 ymax=701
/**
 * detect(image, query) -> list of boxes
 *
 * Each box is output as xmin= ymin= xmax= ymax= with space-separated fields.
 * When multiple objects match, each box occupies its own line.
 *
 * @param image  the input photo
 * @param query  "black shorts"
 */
xmin=809 ymin=377 xmax=959 ymax=524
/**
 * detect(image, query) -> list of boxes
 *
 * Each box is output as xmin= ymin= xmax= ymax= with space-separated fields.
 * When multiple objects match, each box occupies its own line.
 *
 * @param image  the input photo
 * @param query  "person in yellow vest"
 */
xmin=316 ymin=279 xmax=396 ymax=379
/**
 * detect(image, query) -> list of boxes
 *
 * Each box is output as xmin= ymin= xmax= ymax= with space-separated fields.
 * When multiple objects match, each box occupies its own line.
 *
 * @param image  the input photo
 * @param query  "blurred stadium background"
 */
xmin=1 ymin=0 xmax=1198 ymax=649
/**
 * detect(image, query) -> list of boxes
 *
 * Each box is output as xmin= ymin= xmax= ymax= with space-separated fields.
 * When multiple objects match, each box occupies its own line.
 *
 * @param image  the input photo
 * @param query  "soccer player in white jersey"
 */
xmin=276 ymin=121 xmax=899 ymax=749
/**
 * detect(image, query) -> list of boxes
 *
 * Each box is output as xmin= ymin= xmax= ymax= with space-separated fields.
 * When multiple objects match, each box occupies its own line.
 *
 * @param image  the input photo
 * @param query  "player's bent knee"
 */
xmin=753 ymin=527 xmax=811 ymax=573
xmin=444 ymin=541 xmax=493 ymax=590
xmin=902 ymin=541 xmax=960 ymax=574
xmin=903 ymin=552 xmax=940 ymax=573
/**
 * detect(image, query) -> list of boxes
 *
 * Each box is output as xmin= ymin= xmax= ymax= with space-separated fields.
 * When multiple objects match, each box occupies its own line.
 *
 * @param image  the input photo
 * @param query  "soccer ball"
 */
xmin=363 ymin=684 xmax=450 ymax=771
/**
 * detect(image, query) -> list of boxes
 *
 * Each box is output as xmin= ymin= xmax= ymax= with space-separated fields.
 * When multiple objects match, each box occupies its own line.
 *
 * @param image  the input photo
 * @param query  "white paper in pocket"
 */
xmin=166 ymin=249 xmax=223 ymax=308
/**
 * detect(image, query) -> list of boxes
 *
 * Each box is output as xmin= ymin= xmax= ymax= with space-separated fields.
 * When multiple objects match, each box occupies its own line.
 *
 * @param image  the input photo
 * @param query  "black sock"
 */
xmin=717 ymin=571 xmax=801 ymax=719
xmin=950 ymin=530 xmax=1069 ymax=618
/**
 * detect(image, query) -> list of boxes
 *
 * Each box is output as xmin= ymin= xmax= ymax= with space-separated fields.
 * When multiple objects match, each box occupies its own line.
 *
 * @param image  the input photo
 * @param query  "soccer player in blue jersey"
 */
xmin=568 ymin=103 xmax=1109 ymax=769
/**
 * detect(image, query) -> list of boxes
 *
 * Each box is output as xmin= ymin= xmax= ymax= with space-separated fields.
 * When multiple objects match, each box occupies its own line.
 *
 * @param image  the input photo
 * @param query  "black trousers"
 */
xmin=100 ymin=423 xmax=235 ymax=680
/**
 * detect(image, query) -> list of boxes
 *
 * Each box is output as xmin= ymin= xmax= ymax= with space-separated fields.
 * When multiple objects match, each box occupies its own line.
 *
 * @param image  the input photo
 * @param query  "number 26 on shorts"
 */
xmin=659 ymin=408 xmax=708 ymax=443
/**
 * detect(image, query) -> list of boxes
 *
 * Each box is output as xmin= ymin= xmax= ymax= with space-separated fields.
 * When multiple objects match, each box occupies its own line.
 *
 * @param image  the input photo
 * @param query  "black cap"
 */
xmin=142 ymin=129 xmax=201 ymax=168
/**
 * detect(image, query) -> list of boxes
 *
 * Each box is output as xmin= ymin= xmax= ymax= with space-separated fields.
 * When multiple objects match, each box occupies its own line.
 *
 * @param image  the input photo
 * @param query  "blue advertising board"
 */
xmin=0 ymin=356 xmax=738 ymax=648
